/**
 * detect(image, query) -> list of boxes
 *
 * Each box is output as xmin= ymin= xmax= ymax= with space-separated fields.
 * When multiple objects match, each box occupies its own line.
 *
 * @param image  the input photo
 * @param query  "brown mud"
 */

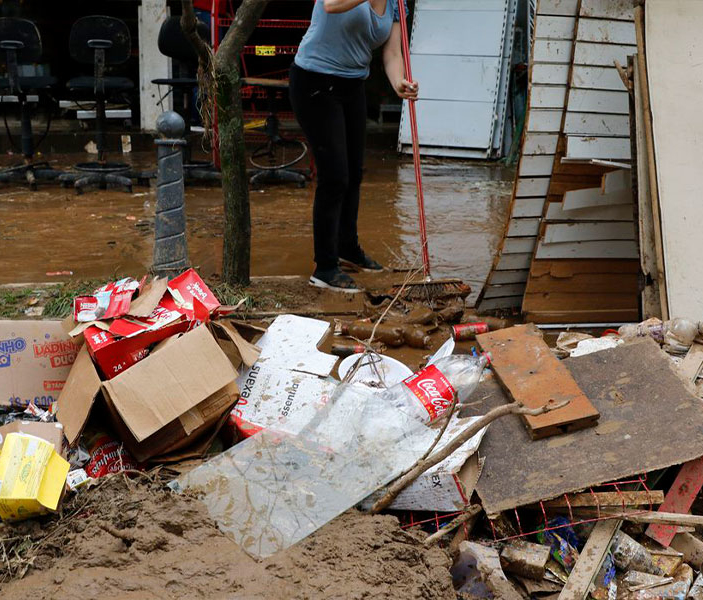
xmin=0 ymin=474 xmax=455 ymax=600
xmin=0 ymin=145 xmax=512 ymax=306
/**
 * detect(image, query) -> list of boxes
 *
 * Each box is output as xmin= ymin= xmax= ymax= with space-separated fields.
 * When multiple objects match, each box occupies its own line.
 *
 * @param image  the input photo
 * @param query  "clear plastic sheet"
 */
xmin=171 ymin=383 xmax=439 ymax=558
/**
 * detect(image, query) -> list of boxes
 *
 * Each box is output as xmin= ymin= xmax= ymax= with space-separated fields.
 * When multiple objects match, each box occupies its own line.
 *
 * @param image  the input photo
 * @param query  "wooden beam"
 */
xmin=558 ymin=519 xmax=621 ymax=600
xmin=541 ymin=490 xmax=664 ymax=509
xmin=646 ymin=457 xmax=703 ymax=546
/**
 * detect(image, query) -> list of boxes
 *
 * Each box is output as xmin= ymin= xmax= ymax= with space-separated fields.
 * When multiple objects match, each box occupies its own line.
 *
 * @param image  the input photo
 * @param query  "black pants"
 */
xmin=289 ymin=63 xmax=366 ymax=271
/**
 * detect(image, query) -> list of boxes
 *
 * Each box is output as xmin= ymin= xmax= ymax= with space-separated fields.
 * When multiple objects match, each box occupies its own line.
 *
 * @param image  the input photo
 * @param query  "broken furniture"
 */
xmin=151 ymin=16 xmax=220 ymax=184
xmin=0 ymin=17 xmax=62 ymax=189
xmin=60 ymin=16 xmax=134 ymax=194
xmin=244 ymin=77 xmax=309 ymax=188
xmin=468 ymin=337 xmax=703 ymax=515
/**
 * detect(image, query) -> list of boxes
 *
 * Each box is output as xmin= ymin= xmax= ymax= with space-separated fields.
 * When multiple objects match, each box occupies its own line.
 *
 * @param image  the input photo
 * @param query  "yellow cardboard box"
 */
xmin=0 ymin=432 xmax=70 ymax=521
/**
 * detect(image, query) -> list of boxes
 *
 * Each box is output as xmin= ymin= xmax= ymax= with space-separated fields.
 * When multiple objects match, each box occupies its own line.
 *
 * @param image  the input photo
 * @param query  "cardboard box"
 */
xmin=0 ymin=421 xmax=65 ymax=455
xmin=102 ymin=326 xmax=239 ymax=461
xmin=0 ymin=320 xmax=80 ymax=409
xmin=0 ymin=432 xmax=70 ymax=521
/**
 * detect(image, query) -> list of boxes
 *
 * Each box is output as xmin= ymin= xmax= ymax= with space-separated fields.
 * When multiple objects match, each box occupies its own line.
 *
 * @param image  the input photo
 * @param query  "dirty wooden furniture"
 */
xmin=0 ymin=18 xmax=62 ymax=188
xmin=60 ymin=16 xmax=134 ymax=193
xmin=477 ymin=324 xmax=599 ymax=439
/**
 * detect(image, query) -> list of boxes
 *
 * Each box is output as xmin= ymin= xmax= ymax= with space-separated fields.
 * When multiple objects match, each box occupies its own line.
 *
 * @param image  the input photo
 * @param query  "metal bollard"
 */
xmin=153 ymin=111 xmax=189 ymax=278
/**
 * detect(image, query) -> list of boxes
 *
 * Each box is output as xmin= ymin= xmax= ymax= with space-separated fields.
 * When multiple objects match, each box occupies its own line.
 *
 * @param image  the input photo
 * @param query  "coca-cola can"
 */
xmin=451 ymin=322 xmax=489 ymax=341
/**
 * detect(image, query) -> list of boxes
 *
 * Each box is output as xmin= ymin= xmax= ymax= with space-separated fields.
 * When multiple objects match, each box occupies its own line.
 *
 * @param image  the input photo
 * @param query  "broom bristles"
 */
xmin=390 ymin=279 xmax=471 ymax=301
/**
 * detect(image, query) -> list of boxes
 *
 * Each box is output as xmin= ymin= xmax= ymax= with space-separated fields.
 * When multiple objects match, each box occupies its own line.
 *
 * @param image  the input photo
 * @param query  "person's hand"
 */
xmin=395 ymin=78 xmax=419 ymax=100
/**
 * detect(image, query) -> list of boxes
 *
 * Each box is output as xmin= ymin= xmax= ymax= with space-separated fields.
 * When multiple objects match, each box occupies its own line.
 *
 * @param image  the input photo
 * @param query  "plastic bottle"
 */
xmin=403 ymin=326 xmax=432 ymax=348
xmin=330 ymin=341 xmax=384 ymax=357
xmin=340 ymin=320 xmax=405 ymax=347
xmin=382 ymin=354 xmax=489 ymax=423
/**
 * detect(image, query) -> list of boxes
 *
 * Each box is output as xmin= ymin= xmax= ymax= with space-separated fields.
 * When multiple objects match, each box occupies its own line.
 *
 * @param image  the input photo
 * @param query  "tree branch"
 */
xmin=423 ymin=504 xmax=483 ymax=546
xmin=180 ymin=1 xmax=211 ymax=68
xmin=369 ymin=400 xmax=569 ymax=514
xmin=214 ymin=0 xmax=269 ymax=68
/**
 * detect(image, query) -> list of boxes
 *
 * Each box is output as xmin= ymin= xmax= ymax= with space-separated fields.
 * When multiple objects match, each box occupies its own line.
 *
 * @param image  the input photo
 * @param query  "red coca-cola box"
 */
xmin=83 ymin=320 xmax=190 ymax=380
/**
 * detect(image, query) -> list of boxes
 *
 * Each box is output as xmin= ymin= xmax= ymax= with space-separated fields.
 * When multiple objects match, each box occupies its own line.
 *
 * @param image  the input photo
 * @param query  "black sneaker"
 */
xmin=309 ymin=267 xmax=362 ymax=293
xmin=339 ymin=251 xmax=384 ymax=272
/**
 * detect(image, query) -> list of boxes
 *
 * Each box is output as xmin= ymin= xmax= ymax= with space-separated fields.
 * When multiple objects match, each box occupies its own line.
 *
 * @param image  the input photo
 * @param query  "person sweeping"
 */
xmin=290 ymin=0 xmax=418 ymax=292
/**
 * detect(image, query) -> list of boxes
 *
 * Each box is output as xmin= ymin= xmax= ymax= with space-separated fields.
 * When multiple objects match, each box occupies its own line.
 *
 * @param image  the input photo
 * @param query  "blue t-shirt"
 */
xmin=295 ymin=0 xmax=406 ymax=79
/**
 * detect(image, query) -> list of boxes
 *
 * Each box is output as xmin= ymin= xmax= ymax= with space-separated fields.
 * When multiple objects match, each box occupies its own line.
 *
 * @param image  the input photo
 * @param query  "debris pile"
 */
xmin=3 ymin=273 xmax=703 ymax=599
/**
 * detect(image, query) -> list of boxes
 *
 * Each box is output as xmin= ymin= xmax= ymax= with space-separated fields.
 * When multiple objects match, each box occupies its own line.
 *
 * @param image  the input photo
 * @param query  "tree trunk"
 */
xmin=217 ymin=62 xmax=251 ymax=285
xmin=181 ymin=0 xmax=269 ymax=286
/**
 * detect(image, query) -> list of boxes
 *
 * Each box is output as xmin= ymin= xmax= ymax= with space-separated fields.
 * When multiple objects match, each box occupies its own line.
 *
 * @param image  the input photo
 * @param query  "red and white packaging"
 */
xmin=167 ymin=269 xmax=220 ymax=321
xmin=402 ymin=364 xmax=457 ymax=422
xmin=84 ymin=319 xmax=190 ymax=379
xmin=74 ymin=277 xmax=142 ymax=322
xmin=108 ymin=295 xmax=186 ymax=339
xmin=84 ymin=432 xmax=142 ymax=478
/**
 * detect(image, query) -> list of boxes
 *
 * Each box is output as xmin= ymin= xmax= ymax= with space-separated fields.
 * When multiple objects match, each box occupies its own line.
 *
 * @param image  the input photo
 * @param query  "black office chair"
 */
xmin=60 ymin=16 xmax=134 ymax=193
xmin=0 ymin=18 xmax=61 ymax=188
xmin=152 ymin=16 xmax=219 ymax=183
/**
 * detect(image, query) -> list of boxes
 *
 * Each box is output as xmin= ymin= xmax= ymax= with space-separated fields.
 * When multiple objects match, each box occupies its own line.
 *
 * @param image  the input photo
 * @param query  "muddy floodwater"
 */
xmin=0 ymin=142 xmax=513 ymax=303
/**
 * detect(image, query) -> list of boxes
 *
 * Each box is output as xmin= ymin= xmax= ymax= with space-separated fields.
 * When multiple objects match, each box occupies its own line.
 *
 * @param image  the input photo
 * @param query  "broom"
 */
xmin=390 ymin=0 xmax=471 ymax=302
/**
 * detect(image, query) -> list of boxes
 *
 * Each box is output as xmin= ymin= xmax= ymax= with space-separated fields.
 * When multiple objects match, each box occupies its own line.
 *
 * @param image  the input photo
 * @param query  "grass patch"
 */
xmin=43 ymin=280 xmax=102 ymax=319
xmin=211 ymin=283 xmax=254 ymax=310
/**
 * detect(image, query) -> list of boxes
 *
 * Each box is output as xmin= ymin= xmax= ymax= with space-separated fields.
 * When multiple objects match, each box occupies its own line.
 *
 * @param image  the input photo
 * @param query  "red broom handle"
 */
xmin=397 ymin=0 xmax=431 ymax=278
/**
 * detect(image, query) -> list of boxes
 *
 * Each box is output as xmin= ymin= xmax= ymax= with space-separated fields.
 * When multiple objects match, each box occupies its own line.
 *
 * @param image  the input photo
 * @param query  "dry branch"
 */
xmin=370 ymin=400 xmax=569 ymax=514
xmin=423 ymin=504 xmax=483 ymax=546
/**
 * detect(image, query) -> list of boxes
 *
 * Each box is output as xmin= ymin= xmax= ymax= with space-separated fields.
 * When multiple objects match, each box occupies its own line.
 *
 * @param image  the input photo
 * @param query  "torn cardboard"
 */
xmin=0 ymin=421 xmax=65 ymax=455
xmin=102 ymin=325 xmax=240 ymax=461
xmin=0 ymin=320 xmax=80 ymax=409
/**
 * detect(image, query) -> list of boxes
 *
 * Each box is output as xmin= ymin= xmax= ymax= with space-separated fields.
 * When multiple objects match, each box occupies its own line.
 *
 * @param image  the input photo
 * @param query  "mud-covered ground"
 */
xmin=0 ymin=474 xmax=455 ymax=600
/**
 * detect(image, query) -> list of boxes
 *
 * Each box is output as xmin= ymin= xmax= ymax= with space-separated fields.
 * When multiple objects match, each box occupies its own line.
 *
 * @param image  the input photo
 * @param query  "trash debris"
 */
xmin=0 ymin=432 xmax=70 ymax=521
xmin=453 ymin=541 xmax=523 ymax=600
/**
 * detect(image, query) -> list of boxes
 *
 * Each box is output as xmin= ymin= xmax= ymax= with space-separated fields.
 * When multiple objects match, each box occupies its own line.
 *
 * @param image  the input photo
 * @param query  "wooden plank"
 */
xmin=479 ymin=296 xmax=523 ymax=310
xmin=503 ymin=237 xmax=538 ymax=254
xmin=542 ymin=491 xmax=664 ymax=509
xmin=533 ymin=40 xmax=573 ymax=63
xmin=580 ymin=0 xmax=634 ymax=21
xmin=537 ymin=0 xmax=579 ymax=17
xmin=527 ymin=273 xmax=639 ymax=295
xmin=535 ymin=16 xmax=577 ymax=40
xmin=513 ymin=197 xmax=547 ymax=218
xmin=507 ymin=218 xmax=541 ymax=237
xmin=520 ymin=155 xmax=556 ymax=177
xmin=471 ymin=337 xmax=703 ymax=513
xmin=536 ymin=239 xmax=638 ymax=260
xmin=576 ymin=18 xmax=636 ymax=46
xmin=646 ymin=458 xmax=703 ymax=547
xmin=489 ymin=270 xmax=529 ymax=285
xmin=531 ymin=259 xmax=640 ymax=277
xmin=679 ymin=343 xmax=703 ymax=384
xmin=531 ymin=85 xmax=568 ymax=109
xmin=567 ymin=89 xmax=629 ymax=114
xmin=645 ymin=0 xmax=702 ymax=320
xmin=566 ymin=136 xmax=631 ymax=161
xmin=572 ymin=65 xmax=628 ymax=91
xmin=601 ymin=169 xmax=631 ymax=194
xmin=476 ymin=325 xmax=600 ymax=440
xmin=564 ymin=112 xmax=630 ymax=136
xmin=633 ymin=55 xmax=662 ymax=319
xmin=573 ymin=42 xmax=638 ymax=67
xmin=562 ymin=186 xmax=632 ymax=210
xmin=523 ymin=291 xmax=638 ymax=311
xmin=558 ymin=520 xmax=622 ymax=600
xmin=671 ymin=533 xmax=703 ymax=571
xmin=527 ymin=109 xmax=563 ymax=132
xmin=483 ymin=284 xmax=527 ymax=299
xmin=496 ymin=252 xmax=533 ymax=271
xmin=543 ymin=222 xmax=635 ymax=243
xmin=516 ymin=178 xmax=551 ymax=197
xmin=635 ymin=7 xmax=668 ymax=319
xmin=546 ymin=202 xmax=633 ymax=221
xmin=532 ymin=63 xmax=570 ymax=86
xmin=523 ymin=133 xmax=559 ymax=155
xmin=524 ymin=307 xmax=640 ymax=324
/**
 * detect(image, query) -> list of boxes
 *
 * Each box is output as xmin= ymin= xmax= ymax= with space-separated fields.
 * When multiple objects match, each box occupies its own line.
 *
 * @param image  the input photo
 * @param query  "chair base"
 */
xmin=185 ymin=160 xmax=221 ymax=184
xmin=0 ymin=162 xmax=63 ymax=190
xmin=59 ymin=162 xmax=133 ymax=194
xmin=249 ymin=167 xmax=309 ymax=189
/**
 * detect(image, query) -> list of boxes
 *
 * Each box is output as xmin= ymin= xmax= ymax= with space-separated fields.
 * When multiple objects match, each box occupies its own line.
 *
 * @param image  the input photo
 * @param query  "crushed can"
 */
xmin=452 ymin=322 xmax=489 ymax=341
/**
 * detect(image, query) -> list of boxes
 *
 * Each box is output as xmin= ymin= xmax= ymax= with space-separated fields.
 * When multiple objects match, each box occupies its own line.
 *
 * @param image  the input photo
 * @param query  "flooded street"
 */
xmin=0 ymin=140 xmax=513 ymax=303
